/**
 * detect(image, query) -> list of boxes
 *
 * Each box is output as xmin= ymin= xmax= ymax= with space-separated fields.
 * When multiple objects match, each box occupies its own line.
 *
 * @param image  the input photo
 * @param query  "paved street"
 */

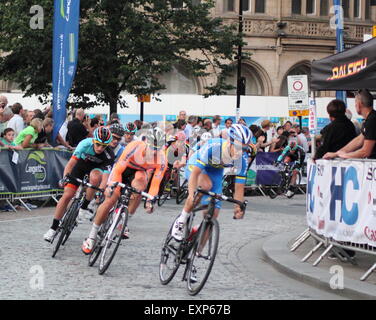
xmin=0 ymin=194 xmax=343 ymax=300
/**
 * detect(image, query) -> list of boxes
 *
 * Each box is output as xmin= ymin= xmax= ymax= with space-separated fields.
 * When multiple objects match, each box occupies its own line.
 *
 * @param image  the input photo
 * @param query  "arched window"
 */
xmin=158 ymin=65 xmax=198 ymax=94
xmin=224 ymin=0 xmax=235 ymax=12
xmin=280 ymin=63 xmax=311 ymax=96
xmin=225 ymin=64 xmax=265 ymax=96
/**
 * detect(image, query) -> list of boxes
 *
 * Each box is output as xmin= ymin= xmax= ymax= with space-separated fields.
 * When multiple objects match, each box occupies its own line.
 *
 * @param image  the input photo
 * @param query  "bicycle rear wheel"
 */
xmin=159 ymin=217 xmax=184 ymax=285
xmin=187 ymin=219 xmax=219 ymax=296
xmin=88 ymin=211 xmax=114 ymax=267
xmin=51 ymin=199 xmax=80 ymax=258
xmin=98 ymin=207 xmax=128 ymax=275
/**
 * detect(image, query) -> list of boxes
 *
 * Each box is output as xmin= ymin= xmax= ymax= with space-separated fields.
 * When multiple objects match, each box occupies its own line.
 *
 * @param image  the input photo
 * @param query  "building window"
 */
xmin=255 ymin=0 xmax=265 ymax=13
xmin=320 ymin=0 xmax=329 ymax=16
xmin=225 ymin=65 xmax=265 ymax=96
xmin=306 ymin=0 xmax=315 ymax=14
xmin=225 ymin=0 xmax=235 ymax=12
xmin=365 ymin=0 xmax=371 ymax=20
xmin=242 ymin=0 xmax=250 ymax=11
xmin=342 ymin=0 xmax=350 ymax=18
xmin=292 ymin=0 xmax=302 ymax=15
xmin=354 ymin=0 xmax=361 ymax=18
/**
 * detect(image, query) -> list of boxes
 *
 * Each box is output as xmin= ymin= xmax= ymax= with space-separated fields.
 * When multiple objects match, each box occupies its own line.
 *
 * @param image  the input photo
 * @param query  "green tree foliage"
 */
xmin=0 ymin=0 xmax=242 ymax=114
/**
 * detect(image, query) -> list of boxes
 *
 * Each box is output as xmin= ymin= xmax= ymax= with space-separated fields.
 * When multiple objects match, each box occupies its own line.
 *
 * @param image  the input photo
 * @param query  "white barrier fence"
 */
xmin=292 ymin=159 xmax=376 ymax=282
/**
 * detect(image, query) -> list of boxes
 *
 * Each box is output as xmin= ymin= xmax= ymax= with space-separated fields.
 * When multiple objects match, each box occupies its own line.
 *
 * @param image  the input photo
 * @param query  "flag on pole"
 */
xmin=52 ymin=0 xmax=80 ymax=141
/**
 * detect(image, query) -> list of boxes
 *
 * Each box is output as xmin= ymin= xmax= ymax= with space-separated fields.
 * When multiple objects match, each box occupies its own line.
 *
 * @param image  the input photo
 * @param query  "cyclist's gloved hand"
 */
xmin=58 ymin=176 xmax=69 ymax=188
xmin=233 ymin=205 xmax=245 ymax=220
xmin=145 ymin=199 xmax=155 ymax=214
xmin=273 ymin=161 xmax=280 ymax=167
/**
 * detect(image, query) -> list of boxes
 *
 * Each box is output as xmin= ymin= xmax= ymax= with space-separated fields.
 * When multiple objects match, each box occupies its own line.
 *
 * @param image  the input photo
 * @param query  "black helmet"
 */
xmin=109 ymin=123 xmax=126 ymax=137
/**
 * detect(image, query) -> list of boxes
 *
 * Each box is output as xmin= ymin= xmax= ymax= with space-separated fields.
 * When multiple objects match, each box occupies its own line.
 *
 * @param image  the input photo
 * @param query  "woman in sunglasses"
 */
xmin=44 ymin=126 xmax=115 ymax=242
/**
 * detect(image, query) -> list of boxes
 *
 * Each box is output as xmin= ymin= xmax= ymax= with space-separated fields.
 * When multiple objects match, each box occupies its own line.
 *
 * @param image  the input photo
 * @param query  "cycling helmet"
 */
xmin=227 ymin=124 xmax=252 ymax=145
xmin=201 ymin=132 xmax=212 ymax=143
xmin=145 ymin=127 xmax=166 ymax=150
xmin=93 ymin=126 xmax=113 ymax=145
xmin=109 ymin=123 xmax=126 ymax=137
xmin=125 ymin=122 xmax=137 ymax=134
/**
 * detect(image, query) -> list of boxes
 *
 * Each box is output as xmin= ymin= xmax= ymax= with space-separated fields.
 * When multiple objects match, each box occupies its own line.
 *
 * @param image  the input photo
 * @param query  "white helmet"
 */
xmin=201 ymin=132 xmax=212 ymax=143
xmin=227 ymin=124 xmax=252 ymax=145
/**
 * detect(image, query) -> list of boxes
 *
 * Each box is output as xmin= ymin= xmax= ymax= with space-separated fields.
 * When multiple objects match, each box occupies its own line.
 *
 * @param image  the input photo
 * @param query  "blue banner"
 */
xmin=52 ymin=0 xmax=80 ymax=141
xmin=255 ymin=152 xmax=281 ymax=185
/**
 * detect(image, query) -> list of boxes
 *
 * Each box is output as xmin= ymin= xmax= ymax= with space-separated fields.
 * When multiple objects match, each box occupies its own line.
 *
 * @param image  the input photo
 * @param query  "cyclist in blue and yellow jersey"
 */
xmin=43 ymin=127 xmax=115 ymax=242
xmin=275 ymin=137 xmax=305 ymax=198
xmin=171 ymin=124 xmax=252 ymax=241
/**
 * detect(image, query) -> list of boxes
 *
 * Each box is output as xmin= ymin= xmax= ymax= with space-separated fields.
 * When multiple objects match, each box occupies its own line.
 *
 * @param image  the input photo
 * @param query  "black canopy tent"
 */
xmin=311 ymin=37 xmax=376 ymax=91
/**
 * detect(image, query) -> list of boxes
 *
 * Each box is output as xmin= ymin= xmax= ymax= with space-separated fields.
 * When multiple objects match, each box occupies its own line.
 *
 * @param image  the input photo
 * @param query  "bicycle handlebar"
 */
xmin=64 ymin=174 xmax=104 ymax=192
xmin=109 ymin=182 xmax=155 ymax=201
xmin=196 ymin=187 xmax=248 ymax=211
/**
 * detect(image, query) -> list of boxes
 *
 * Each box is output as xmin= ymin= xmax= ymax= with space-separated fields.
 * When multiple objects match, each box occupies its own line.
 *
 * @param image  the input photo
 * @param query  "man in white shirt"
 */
xmin=293 ymin=124 xmax=309 ymax=153
xmin=184 ymin=115 xmax=197 ymax=140
xmin=7 ymin=103 xmax=24 ymax=136
xmin=211 ymin=115 xmax=222 ymax=138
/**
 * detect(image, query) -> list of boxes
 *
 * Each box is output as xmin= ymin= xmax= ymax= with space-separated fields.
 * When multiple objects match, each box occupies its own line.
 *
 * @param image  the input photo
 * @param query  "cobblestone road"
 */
xmin=0 ymin=194 xmax=341 ymax=300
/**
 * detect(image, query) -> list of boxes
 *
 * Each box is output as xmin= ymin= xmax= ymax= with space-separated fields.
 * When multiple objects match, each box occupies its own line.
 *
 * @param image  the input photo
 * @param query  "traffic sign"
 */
xmin=137 ymin=94 xmax=151 ymax=103
xmin=287 ymin=75 xmax=309 ymax=117
xmin=373 ymin=25 xmax=376 ymax=37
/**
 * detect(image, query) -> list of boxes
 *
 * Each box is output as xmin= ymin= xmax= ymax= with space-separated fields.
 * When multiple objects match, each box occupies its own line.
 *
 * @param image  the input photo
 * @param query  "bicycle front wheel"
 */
xmin=88 ymin=211 xmax=114 ymax=267
xmin=176 ymin=180 xmax=188 ymax=204
xmin=51 ymin=199 xmax=80 ymax=258
xmin=98 ymin=208 xmax=128 ymax=275
xmin=159 ymin=217 xmax=183 ymax=285
xmin=187 ymin=219 xmax=219 ymax=296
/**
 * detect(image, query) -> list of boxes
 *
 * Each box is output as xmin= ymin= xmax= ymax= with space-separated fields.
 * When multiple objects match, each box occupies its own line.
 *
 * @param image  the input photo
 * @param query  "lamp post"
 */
xmin=236 ymin=0 xmax=244 ymax=123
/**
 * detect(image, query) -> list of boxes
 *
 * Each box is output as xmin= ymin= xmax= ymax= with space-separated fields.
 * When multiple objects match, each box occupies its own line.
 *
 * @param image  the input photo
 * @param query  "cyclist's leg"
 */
xmin=93 ymin=186 xmax=120 ymax=226
xmin=80 ymin=169 xmax=103 ymax=216
xmin=128 ymin=171 xmax=148 ymax=215
xmin=54 ymin=185 xmax=77 ymax=221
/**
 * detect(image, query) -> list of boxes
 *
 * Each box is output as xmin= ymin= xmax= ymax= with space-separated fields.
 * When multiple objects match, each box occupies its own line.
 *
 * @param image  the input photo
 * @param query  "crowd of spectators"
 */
xmin=0 ymin=92 xmax=371 ymax=161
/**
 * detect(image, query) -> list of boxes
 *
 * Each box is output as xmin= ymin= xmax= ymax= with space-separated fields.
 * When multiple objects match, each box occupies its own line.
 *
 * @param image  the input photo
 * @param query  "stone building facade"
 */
xmin=1 ymin=0 xmax=374 ymax=97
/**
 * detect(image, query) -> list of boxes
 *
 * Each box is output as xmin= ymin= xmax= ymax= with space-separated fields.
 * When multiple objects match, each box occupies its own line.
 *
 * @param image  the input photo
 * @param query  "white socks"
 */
xmin=178 ymin=210 xmax=190 ymax=224
xmin=89 ymin=223 xmax=100 ymax=239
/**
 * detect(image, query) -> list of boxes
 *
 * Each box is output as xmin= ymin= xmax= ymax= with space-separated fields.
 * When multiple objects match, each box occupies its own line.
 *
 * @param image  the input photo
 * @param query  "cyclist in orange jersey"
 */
xmin=82 ymin=128 xmax=167 ymax=254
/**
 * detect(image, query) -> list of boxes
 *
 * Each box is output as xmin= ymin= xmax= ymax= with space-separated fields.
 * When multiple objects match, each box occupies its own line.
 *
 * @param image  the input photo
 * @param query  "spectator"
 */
xmin=90 ymin=118 xmax=100 ymax=135
xmin=66 ymin=108 xmax=89 ymax=147
xmin=212 ymin=115 xmax=222 ymax=138
xmin=178 ymin=110 xmax=187 ymax=121
xmin=184 ymin=115 xmax=198 ymax=138
xmin=176 ymin=119 xmax=187 ymax=132
xmin=94 ymin=114 xmax=105 ymax=126
xmin=0 ymin=128 xmax=22 ymax=150
xmin=203 ymin=118 xmax=212 ymax=132
xmin=32 ymin=109 xmax=45 ymax=120
xmin=258 ymin=120 xmax=277 ymax=152
xmin=276 ymin=126 xmax=284 ymax=137
xmin=221 ymin=118 xmax=233 ymax=138
xmin=196 ymin=116 xmax=203 ymax=128
xmin=24 ymin=110 xmax=35 ymax=126
xmin=293 ymin=124 xmax=309 ymax=153
xmin=109 ymin=113 xmax=120 ymax=124
xmin=0 ymin=95 xmax=8 ymax=109
xmin=283 ymin=121 xmax=293 ymax=133
xmin=7 ymin=103 xmax=25 ymax=136
xmin=270 ymin=135 xmax=288 ymax=153
xmin=134 ymin=120 xmax=143 ymax=131
xmin=323 ymin=92 xmax=373 ymax=159
xmin=34 ymin=118 xmax=55 ymax=147
xmin=301 ymin=127 xmax=311 ymax=153
xmin=14 ymin=118 xmax=43 ymax=149
xmin=0 ymin=107 xmax=13 ymax=136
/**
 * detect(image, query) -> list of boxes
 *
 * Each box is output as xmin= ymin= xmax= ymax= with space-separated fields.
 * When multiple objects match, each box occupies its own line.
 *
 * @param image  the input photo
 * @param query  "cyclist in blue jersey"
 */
xmin=43 ymin=127 xmax=115 ymax=242
xmin=171 ymin=124 xmax=252 ymax=241
xmin=275 ymin=137 xmax=305 ymax=198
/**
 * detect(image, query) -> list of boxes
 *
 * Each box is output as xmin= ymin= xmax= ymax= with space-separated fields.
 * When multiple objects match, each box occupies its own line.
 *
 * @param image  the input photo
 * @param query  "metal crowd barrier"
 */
xmin=1 ymin=190 xmax=63 ymax=213
xmin=291 ymin=228 xmax=376 ymax=282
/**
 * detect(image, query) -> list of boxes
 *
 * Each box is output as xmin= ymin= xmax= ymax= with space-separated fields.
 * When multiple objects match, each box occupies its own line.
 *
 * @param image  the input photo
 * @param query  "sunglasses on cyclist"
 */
xmin=94 ymin=141 xmax=109 ymax=147
xmin=112 ymin=135 xmax=122 ymax=141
